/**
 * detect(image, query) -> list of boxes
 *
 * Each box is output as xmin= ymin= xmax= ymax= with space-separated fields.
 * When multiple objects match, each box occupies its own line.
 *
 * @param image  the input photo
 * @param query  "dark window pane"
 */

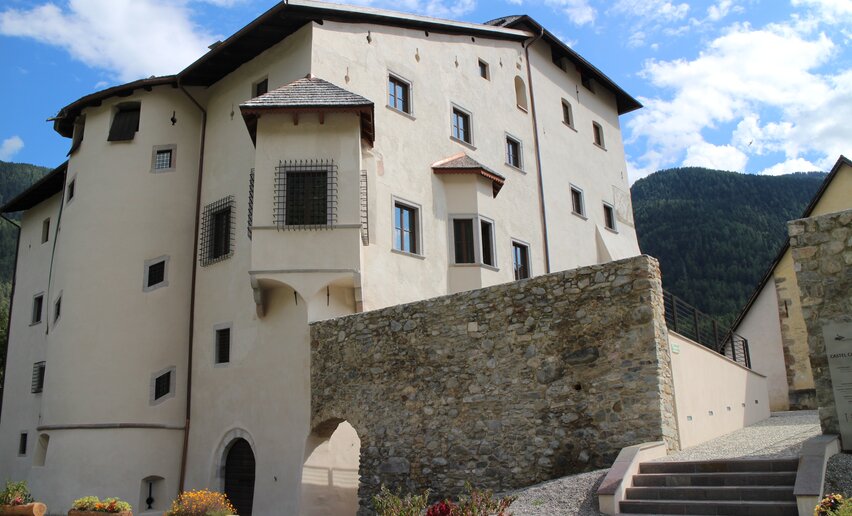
xmin=212 ymin=209 xmax=232 ymax=259
xmin=562 ymin=102 xmax=573 ymax=126
xmin=54 ymin=297 xmax=61 ymax=322
xmin=454 ymin=219 xmax=475 ymax=263
xmin=394 ymin=203 xmax=417 ymax=253
xmin=481 ymin=220 xmax=494 ymax=266
xmin=513 ymin=243 xmax=529 ymax=280
xmin=67 ymin=180 xmax=75 ymax=201
xmin=286 ymin=171 xmax=327 ymax=225
xmin=507 ymin=138 xmax=520 ymax=167
xmin=31 ymin=362 xmax=45 ymax=393
xmin=18 ymin=433 xmax=27 ymax=455
xmin=254 ymin=78 xmax=268 ymax=97
xmin=478 ymin=60 xmax=489 ymax=79
xmin=32 ymin=295 xmax=43 ymax=324
xmin=108 ymin=104 xmax=140 ymax=141
xmin=154 ymin=372 xmax=171 ymax=400
xmin=571 ymin=188 xmax=584 ymax=215
xmin=216 ymin=328 xmax=231 ymax=364
xmin=388 ymin=77 xmax=410 ymax=113
xmin=452 ymin=109 xmax=470 ymax=143
xmin=148 ymin=261 xmax=166 ymax=287
xmin=604 ymin=205 xmax=616 ymax=229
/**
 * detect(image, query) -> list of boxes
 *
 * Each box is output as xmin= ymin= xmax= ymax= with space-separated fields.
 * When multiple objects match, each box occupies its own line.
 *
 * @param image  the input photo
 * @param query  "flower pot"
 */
xmin=67 ymin=511 xmax=131 ymax=516
xmin=0 ymin=503 xmax=47 ymax=516
xmin=68 ymin=509 xmax=133 ymax=516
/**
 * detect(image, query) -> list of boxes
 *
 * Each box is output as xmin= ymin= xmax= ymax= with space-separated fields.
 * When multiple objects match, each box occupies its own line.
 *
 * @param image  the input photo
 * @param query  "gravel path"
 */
xmin=509 ymin=411 xmax=827 ymax=515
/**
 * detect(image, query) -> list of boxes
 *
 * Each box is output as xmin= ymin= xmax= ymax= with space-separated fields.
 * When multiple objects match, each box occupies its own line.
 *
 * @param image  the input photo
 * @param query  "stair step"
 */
xmin=625 ymin=486 xmax=795 ymax=502
xmin=632 ymin=471 xmax=796 ymax=487
xmin=619 ymin=499 xmax=798 ymax=515
xmin=639 ymin=458 xmax=799 ymax=474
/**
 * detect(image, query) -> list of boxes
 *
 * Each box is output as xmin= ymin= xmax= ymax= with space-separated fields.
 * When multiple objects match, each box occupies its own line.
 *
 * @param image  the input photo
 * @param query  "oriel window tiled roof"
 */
xmin=432 ymin=153 xmax=505 ymax=197
xmin=240 ymin=76 xmax=373 ymax=111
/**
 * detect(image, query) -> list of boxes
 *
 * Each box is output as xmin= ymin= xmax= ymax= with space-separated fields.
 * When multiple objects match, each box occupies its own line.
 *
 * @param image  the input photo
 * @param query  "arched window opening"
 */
xmin=139 ymin=476 xmax=165 ymax=511
xmin=301 ymin=420 xmax=360 ymax=516
xmin=33 ymin=434 xmax=49 ymax=467
xmin=514 ymin=76 xmax=529 ymax=111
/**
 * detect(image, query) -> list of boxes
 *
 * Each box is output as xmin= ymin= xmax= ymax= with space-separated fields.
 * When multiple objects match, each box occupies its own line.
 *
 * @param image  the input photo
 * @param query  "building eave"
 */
xmin=1 ymin=162 xmax=68 ymax=213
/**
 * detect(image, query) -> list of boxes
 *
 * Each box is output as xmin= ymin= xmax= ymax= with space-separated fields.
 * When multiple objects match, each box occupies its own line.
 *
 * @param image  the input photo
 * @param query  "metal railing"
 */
xmin=663 ymin=291 xmax=751 ymax=369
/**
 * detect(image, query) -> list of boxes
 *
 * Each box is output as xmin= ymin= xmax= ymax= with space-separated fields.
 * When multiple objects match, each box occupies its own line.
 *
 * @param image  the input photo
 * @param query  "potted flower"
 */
xmin=0 ymin=481 xmax=46 ymax=516
xmin=165 ymin=490 xmax=235 ymax=516
xmin=68 ymin=496 xmax=132 ymax=516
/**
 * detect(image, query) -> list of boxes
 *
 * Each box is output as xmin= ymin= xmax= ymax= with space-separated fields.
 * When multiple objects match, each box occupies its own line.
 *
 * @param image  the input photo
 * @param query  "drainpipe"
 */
xmin=177 ymin=79 xmax=207 ymax=493
xmin=524 ymin=27 xmax=551 ymax=274
xmin=0 ymin=215 xmax=21 ymax=424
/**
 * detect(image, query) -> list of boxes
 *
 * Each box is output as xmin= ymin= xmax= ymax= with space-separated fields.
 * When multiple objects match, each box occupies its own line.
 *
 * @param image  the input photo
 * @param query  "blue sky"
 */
xmin=0 ymin=0 xmax=850 ymax=182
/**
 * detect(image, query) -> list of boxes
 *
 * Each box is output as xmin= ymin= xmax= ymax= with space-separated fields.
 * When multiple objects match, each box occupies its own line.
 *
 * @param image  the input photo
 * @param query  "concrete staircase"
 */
xmin=619 ymin=457 xmax=799 ymax=515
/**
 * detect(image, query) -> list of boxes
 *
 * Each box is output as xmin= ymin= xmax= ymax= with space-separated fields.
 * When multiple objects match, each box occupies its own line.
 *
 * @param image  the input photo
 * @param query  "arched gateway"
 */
xmin=224 ymin=438 xmax=256 ymax=515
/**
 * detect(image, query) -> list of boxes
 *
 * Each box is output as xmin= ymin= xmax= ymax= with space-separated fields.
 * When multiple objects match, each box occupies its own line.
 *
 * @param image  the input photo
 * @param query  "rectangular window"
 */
xmin=581 ymin=74 xmax=594 ymax=92
xmin=604 ymin=203 xmax=617 ymax=231
xmin=31 ymin=362 xmax=45 ymax=394
xmin=275 ymin=160 xmax=337 ymax=229
xmin=32 ymin=294 xmax=43 ymax=325
xmin=69 ymin=115 xmax=85 ymax=155
xmin=593 ymin=122 xmax=605 ymax=148
xmin=571 ymin=186 xmax=585 ymax=217
xmin=253 ymin=78 xmax=268 ymax=98
xmin=67 ymin=179 xmax=75 ymax=202
xmin=451 ymin=107 xmax=472 ymax=144
xmin=453 ymin=219 xmax=475 ymax=264
xmin=200 ymin=196 xmax=235 ymax=267
xmin=388 ymin=75 xmax=411 ymax=114
xmin=41 ymin=218 xmax=50 ymax=244
xmin=154 ymin=371 xmax=171 ymax=400
xmin=562 ymin=100 xmax=574 ymax=127
xmin=215 ymin=328 xmax=231 ymax=365
xmin=108 ymin=102 xmax=140 ymax=142
xmin=18 ymin=433 xmax=27 ymax=456
xmin=53 ymin=295 xmax=61 ymax=323
xmin=481 ymin=219 xmax=495 ymax=267
xmin=393 ymin=202 xmax=418 ymax=254
xmin=506 ymin=136 xmax=521 ymax=169
xmin=146 ymin=259 xmax=167 ymax=289
xmin=154 ymin=149 xmax=172 ymax=170
xmin=513 ymin=242 xmax=530 ymax=280
xmin=478 ymin=59 xmax=490 ymax=79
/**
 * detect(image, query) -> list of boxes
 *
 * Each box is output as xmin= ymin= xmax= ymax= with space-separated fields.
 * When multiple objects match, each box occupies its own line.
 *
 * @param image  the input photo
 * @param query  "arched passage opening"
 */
xmin=224 ymin=438 xmax=256 ymax=516
xmin=300 ymin=419 xmax=361 ymax=516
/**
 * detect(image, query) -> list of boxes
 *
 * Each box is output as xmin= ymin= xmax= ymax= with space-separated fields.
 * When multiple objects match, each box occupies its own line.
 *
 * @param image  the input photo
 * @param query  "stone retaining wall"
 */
xmin=789 ymin=208 xmax=852 ymax=438
xmin=310 ymin=255 xmax=678 ymax=514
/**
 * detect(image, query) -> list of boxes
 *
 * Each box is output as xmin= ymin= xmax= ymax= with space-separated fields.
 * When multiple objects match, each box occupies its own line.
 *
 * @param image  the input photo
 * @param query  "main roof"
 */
xmin=730 ymin=154 xmax=851 ymax=331
xmin=54 ymin=0 xmax=640 ymax=137
xmin=1 ymin=162 xmax=68 ymax=213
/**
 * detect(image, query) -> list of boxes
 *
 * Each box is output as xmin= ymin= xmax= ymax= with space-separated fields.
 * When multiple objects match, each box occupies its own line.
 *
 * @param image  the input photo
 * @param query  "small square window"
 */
xmin=592 ymin=122 xmax=605 ymax=148
xmin=32 ymin=294 xmax=43 ymax=325
xmin=604 ymin=203 xmax=617 ymax=231
xmin=453 ymin=218 xmax=475 ymax=264
xmin=154 ymin=150 xmax=172 ymax=170
xmin=215 ymin=328 xmax=231 ymax=365
xmin=41 ymin=218 xmax=50 ymax=244
xmin=31 ymin=362 xmax=45 ymax=394
xmin=562 ymin=100 xmax=574 ymax=128
xmin=393 ymin=201 xmax=419 ymax=254
xmin=154 ymin=371 xmax=171 ymax=400
xmin=253 ymin=78 xmax=268 ymax=98
xmin=67 ymin=179 xmax=75 ymax=202
xmin=571 ymin=186 xmax=585 ymax=217
xmin=506 ymin=136 xmax=522 ymax=169
xmin=481 ymin=219 xmax=495 ymax=267
xmin=478 ymin=59 xmax=490 ymax=79
xmin=512 ymin=241 xmax=530 ymax=280
xmin=18 ymin=433 xmax=27 ymax=456
xmin=108 ymin=102 xmax=140 ymax=142
xmin=53 ymin=295 xmax=61 ymax=323
xmin=388 ymin=75 xmax=411 ymax=114
xmin=451 ymin=107 xmax=472 ymax=144
xmin=145 ymin=258 xmax=168 ymax=290
xmin=150 ymin=145 xmax=176 ymax=173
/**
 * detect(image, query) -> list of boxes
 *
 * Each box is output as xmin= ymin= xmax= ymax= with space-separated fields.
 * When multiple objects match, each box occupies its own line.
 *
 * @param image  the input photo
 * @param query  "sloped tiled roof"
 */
xmin=2 ymin=162 xmax=68 ymax=213
xmin=432 ymin=153 xmax=505 ymax=197
xmin=240 ymin=76 xmax=373 ymax=111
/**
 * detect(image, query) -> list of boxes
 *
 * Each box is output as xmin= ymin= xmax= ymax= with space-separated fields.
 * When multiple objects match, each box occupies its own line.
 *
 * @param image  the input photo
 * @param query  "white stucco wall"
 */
xmin=735 ymin=281 xmax=789 ymax=411
xmin=669 ymin=331 xmax=770 ymax=449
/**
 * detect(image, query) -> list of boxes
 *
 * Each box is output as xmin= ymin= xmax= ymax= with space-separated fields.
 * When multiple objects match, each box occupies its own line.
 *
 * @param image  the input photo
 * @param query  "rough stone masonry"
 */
xmin=310 ymin=255 xmax=679 ymax=514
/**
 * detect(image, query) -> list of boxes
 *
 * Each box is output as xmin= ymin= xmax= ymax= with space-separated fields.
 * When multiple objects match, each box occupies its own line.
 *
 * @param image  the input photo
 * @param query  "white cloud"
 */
xmin=758 ymin=158 xmax=821 ymax=175
xmin=610 ymin=0 xmax=690 ymax=22
xmin=544 ymin=0 xmax=596 ymax=25
xmin=706 ymin=0 xmax=742 ymax=22
xmin=0 ymin=136 xmax=24 ymax=161
xmin=344 ymin=0 xmax=476 ymax=18
xmin=0 ymin=0 xmax=217 ymax=82
xmin=791 ymin=0 xmax=852 ymax=23
xmin=625 ymin=19 xmax=851 ymax=182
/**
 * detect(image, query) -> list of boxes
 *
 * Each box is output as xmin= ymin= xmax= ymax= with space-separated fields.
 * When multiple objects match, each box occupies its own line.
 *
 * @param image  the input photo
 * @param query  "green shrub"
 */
xmin=0 ymin=480 xmax=34 ymax=506
xmin=373 ymin=485 xmax=429 ymax=516
xmin=71 ymin=496 xmax=132 ymax=513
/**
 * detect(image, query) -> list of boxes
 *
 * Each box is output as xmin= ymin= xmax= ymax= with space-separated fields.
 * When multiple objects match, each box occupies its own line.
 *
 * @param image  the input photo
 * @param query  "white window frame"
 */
xmin=450 ymin=103 xmax=474 ymax=147
xmin=561 ymin=99 xmax=575 ymax=129
xmin=149 ymin=366 xmax=176 ymax=405
xmin=449 ymin=214 xmax=498 ymax=270
xmin=570 ymin=185 xmax=587 ymax=219
xmin=143 ymin=255 xmax=170 ymax=292
xmin=592 ymin=121 xmax=606 ymax=149
xmin=387 ymin=72 xmax=414 ymax=116
xmin=31 ymin=292 xmax=44 ymax=325
xmin=505 ymin=133 xmax=523 ymax=171
xmin=511 ymin=238 xmax=532 ymax=280
xmin=150 ymin=144 xmax=177 ymax=173
xmin=391 ymin=196 xmax=424 ymax=258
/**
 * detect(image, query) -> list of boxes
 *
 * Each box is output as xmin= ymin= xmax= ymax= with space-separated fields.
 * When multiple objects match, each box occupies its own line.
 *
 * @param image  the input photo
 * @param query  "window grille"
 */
xmin=31 ymin=361 xmax=45 ymax=393
xmin=200 ymin=196 xmax=235 ymax=266
xmin=247 ymin=168 xmax=254 ymax=240
xmin=274 ymin=160 xmax=338 ymax=229
xmin=154 ymin=371 xmax=171 ymax=400
xmin=147 ymin=261 xmax=166 ymax=287
xmin=154 ymin=149 xmax=172 ymax=170
xmin=216 ymin=328 xmax=231 ymax=364
xmin=360 ymin=169 xmax=369 ymax=245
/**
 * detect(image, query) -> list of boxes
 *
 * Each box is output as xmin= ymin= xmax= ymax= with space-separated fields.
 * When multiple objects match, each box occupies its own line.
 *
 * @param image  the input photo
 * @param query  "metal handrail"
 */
xmin=663 ymin=290 xmax=751 ymax=368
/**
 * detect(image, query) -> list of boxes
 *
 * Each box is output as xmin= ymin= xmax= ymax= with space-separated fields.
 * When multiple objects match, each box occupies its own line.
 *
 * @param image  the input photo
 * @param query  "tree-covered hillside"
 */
xmin=631 ymin=167 xmax=826 ymax=328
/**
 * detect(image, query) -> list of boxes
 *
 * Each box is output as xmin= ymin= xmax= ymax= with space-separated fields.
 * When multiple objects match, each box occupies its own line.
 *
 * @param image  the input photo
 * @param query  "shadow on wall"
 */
xmin=301 ymin=420 xmax=361 ymax=516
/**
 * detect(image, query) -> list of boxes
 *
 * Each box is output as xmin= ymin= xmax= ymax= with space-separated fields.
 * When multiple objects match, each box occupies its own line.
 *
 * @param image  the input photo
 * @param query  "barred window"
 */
xmin=275 ymin=160 xmax=337 ymax=229
xmin=200 ymin=196 xmax=235 ymax=266
xmin=154 ymin=371 xmax=170 ymax=400
xmin=32 ymin=361 xmax=45 ymax=394
xmin=215 ymin=327 xmax=231 ymax=364
xmin=154 ymin=150 xmax=171 ymax=170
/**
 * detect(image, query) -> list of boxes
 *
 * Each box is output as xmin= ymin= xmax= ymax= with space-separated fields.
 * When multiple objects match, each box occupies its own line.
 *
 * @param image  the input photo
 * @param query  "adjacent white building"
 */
xmin=0 ymin=1 xmax=641 ymax=514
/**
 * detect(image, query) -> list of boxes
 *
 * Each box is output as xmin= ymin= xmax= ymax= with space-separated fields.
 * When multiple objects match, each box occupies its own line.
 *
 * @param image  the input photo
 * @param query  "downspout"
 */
xmin=0 ymin=215 xmax=21 ymax=424
xmin=524 ymin=28 xmax=551 ymax=274
xmin=177 ymin=79 xmax=207 ymax=493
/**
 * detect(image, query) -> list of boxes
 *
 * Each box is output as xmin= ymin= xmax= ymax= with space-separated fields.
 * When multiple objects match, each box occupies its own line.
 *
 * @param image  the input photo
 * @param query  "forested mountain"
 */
xmin=631 ymin=167 xmax=827 ymax=328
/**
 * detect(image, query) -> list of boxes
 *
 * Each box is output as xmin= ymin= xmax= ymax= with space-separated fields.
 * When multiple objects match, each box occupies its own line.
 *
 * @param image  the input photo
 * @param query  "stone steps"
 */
xmin=620 ymin=458 xmax=798 ymax=515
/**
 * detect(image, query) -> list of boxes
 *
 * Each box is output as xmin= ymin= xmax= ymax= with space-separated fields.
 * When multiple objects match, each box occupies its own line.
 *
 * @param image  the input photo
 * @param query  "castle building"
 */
xmin=0 ymin=1 xmax=641 ymax=513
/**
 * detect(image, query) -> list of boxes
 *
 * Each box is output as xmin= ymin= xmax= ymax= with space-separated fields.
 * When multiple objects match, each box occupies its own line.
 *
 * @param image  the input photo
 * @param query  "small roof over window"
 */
xmin=432 ymin=153 xmax=505 ymax=197
xmin=239 ymin=75 xmax=375 ymax=146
